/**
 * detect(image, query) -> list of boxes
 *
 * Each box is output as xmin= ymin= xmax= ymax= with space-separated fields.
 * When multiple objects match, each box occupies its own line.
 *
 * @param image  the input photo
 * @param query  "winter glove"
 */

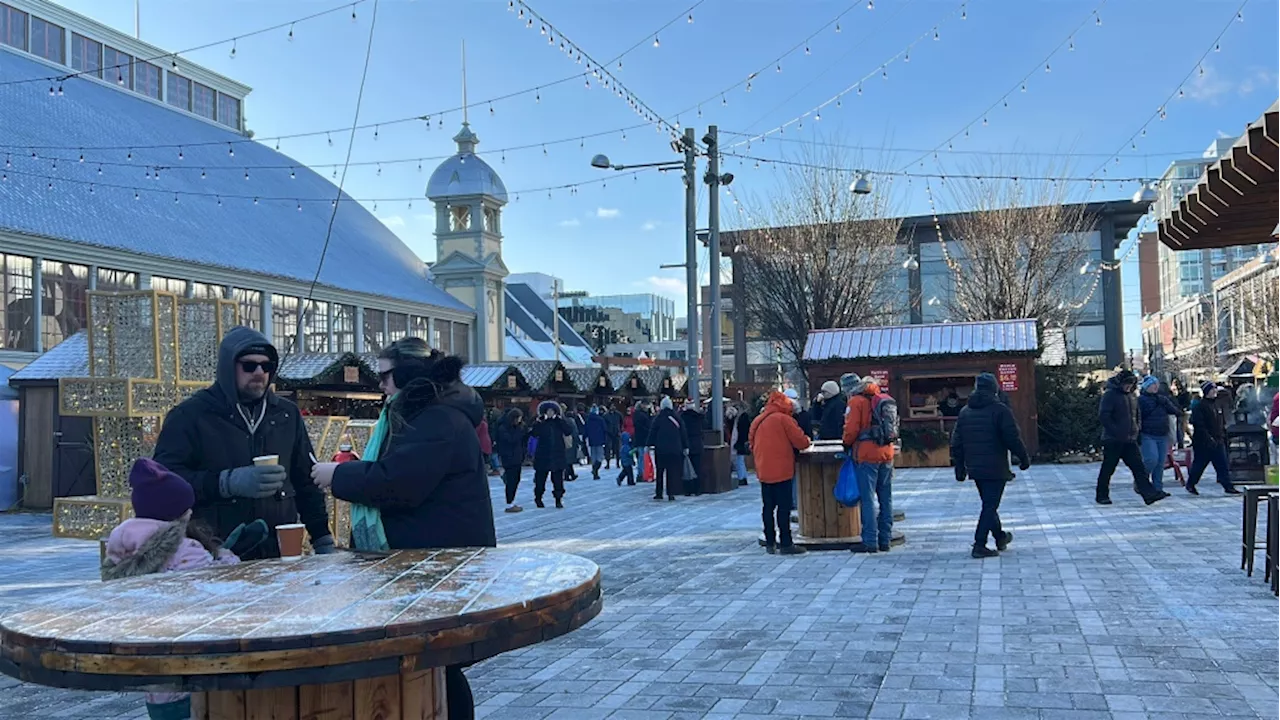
xmin=312 ymin=534 xmax=337 ymax=555
xmin=225 ymin=519 xmax=269 ymax=558
xmin=219 ymin=465 xmax=286 ymax=499
xmin=1018 ymin=458 xmax=1031 ymax=471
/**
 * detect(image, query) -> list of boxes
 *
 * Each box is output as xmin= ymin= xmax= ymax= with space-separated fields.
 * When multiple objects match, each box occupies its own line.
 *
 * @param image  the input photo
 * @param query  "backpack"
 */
xmin=858 ymin=393 xmax=900 ymax=446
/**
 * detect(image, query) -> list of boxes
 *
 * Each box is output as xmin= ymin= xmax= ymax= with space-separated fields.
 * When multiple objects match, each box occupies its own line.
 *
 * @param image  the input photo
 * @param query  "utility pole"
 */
xmin=683 ymin=128 xmax=700 ymax=404
xmin=705 ymin=126 xmax=724 ymax=432
xmin=552 ymin=281 xmax=560 ymax=363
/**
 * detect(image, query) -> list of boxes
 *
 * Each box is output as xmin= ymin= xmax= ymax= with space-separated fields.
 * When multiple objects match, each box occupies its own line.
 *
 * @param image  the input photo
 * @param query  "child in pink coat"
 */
xmin=102 ymin=458 xmax=242 ymax=720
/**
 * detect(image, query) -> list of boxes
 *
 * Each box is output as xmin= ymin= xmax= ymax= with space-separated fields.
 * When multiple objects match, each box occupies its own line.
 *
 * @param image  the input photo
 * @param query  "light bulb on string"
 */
xmin=97 ymin=166 xmax=102 ymax=176
xmin=961 ymin=6 xmax=966 ymax=19
xmin=776 ymin=63 xmax=782 ymax=73
xmin=288 ymin=23 xmax=294 ymax=40
xmin=244 ymin=170 xmax=249 ymax=181
xmin=127 ymin=150 xmax=133 ymax=161
xmin=297 ymin=202 xmax=302 ymax=212
xmin=815 ymin=111 xmax=821 ymax=121
xmin=1045 ymin=62 xmax=1051 ymax=73
xmin=489 ymin=102 xmax=494 ymax=116
xmin=228 ymin=144 xmax=234 ymax=157
xmin=350 ymin=4 xmax=357 ymax=22
xmin=805 ymin=45 xmax=810 ymax=55
xmin=78 ymin=151 xmax=84 ymax=163
xmin=933 ymin=28 xmax=939 ymax=40
xmin=866 ymin=0 xmax=873 ymax=9
xmin=1095 ymin=13 xmax=1101 ymax=26
xmin=835 ymin=22 xmax=841 ymax=32
xmin=882 ymin=66 xmax=888 ymax=80
xmin=904 ymin=51 xmax=909 ymax=63
xmin=1236 ymin=11 xmax=1243 ymax=21
xmin=535 ymin=89 xmax=541 ymax=103
xmin=687 ymin=13 xmax=693 ymax=23
xmin=653 ymin=35 xmax=660 ymax=47
xmin=539 ymin=24 xmax=546 ymax=35
xmin=746 ymin=81 xmax=752 ymax=92
xmin=1069 ymin=38 xmax=1075 ymax=51
xmin=200 ymin=169 xmax=206 ymax=179
xmin=1020 ymin=82 xmax=1027 ymax=93
xmin=982 ymin=117 xmax=988 ymax=126
xmin=525 ymin=17 xmax=532 ymax=28
xmin=722 ymin=94 xmax=727 ymax=106
xmin=857 ymin=85 xmax=862 ymax=96
xmin=1178 ymin=88 xmax=1185 ymax=99
xmin=1214 ymin=42 xmax=1220 ymax=52
xmin=229 ymin=39 xmax=236 ymax=59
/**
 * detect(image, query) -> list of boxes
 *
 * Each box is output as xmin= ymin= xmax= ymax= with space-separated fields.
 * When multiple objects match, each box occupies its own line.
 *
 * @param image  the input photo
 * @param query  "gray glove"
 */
xmin=219 ymin=465 xmax=286 ymax=499
xmin=312 ymin=535 xmax=337 ymax=554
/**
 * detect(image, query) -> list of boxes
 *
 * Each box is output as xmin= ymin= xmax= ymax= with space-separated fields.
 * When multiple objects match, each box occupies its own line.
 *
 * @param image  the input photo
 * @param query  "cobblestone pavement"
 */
xmin=0 ymin=463 xmax=1276 ymax=720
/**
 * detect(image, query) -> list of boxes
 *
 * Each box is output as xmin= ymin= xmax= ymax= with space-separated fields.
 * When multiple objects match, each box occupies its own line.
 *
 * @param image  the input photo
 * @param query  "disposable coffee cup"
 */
xmin=253 ymin=455 xmax=279 ymax=466
xmin=276 ymin=523 xmax=305 ymax=560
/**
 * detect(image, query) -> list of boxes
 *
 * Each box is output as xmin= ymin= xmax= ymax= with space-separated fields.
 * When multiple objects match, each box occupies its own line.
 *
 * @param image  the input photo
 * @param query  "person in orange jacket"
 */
xmin=749 ymin=391 xmax=812 ymax=555
xmin=842 ymin=377 xmax=895 ymax=554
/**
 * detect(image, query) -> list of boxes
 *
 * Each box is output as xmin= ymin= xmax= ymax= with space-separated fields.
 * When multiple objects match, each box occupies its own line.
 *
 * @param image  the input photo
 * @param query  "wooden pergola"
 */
xmin=1157 ymin=101 xmax=1278 ymax=250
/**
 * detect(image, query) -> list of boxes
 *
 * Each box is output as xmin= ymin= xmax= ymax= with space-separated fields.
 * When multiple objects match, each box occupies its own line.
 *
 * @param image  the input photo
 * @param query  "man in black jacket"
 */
xmin=951 ymin=373 xmax=1030 ymax=558
xmin=647 ymin=397 xmax=688 ymax=501
xmin=153 ymin=327 xmax=333 ymax=558
xmin=633 ymin=402 xmax=653 ymax=451
xmin=1094 ymin=369 xmax=1168 ymax=507
xmin=1186 ymin=382 xmax=1241 ymax=495
xmin=815 ymin=381 xmax=847 ymax=440
xmin=680 ymin=401 xmax=705 ymax=496
xmin=603 ymin=404 xmax=622 ymax=469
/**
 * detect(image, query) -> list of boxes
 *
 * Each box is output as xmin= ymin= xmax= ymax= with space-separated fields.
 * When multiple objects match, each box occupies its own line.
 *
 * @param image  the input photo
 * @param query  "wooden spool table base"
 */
xmin=195 ymin=668 xmax=446 ymax=719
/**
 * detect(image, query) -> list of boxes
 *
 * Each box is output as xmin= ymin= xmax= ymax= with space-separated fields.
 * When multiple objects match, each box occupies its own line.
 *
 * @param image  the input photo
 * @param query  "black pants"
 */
xmin=654 ymin=453 xmax=682 ymax=499
xmin=606 ymin=435 xmax=620 ymax=464
xmin=761 ymin=479 xmax=795 ymax=547
xmin=502 ymin=464 xmax=522 ymax=504
xmin=446 ymin=665 xmax=473 ymax=720
xmin=1188 ymin=443 xmax=1233 ymax=489
xmin=617 ymin=464 xmax=635 ymax=485
xmin=684 ymin=453 xmax=702 ymax=496
xmin=1096 ymin=441 xmax=1159 ymax=501
xmin=534 ymin=468 xmax=565 ymax=500
xmin=974 ymin=478 xmax=1007 ymax=548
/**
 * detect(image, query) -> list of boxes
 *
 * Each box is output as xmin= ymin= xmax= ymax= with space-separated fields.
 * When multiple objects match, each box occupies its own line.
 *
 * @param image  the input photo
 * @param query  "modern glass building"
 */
xmin=571 ymin=294 xmax=678 ymax=342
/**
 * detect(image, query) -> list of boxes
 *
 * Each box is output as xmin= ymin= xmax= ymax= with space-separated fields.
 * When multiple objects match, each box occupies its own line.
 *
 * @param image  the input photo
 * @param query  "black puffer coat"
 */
xmin=1138 ymin=392 xmax=1180 ymax=438
xmin=681 ymin=408 xmax=705 ymax=457
xmin=1098 ymin=375 xmax=1140 ymax=443
xmin=633 ymin=408 xmax=653 ymax=448
xmin=494 ymin=410 xmax=528 ymax=468
xmin=1190 ymin=398 xmax=1226 ymax=449
xmin=331 ymin=356 xmax=496 ymax=550
xmin=818 ymin=393 xmax=847 ymax=440
xmin=531 ymin=407 xmax=573 ymax=472
xmin=648 ymin=408 xmax=687 ymax=457
xmin=949 ymin=389 xmax=1029 ymax=481
xmin=733 ymin=412 xmax=753 ymax=455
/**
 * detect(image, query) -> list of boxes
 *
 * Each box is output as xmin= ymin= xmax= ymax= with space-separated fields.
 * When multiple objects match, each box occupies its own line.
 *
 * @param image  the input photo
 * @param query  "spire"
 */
xmin=461 ymin=39 xmax=468 ymax=125
xmin=454 ymin=38 xmax=478 ymax=154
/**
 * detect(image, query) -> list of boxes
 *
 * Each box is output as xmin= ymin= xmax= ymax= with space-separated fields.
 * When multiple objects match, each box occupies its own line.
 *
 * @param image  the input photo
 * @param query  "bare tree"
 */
xmin=1233 ymin=267 xmax=1279 ymax=362
xmin=935 ymin=161 xmax=1097 ymax=329
xmin=729 ymin=143 xmax=903 ymax=366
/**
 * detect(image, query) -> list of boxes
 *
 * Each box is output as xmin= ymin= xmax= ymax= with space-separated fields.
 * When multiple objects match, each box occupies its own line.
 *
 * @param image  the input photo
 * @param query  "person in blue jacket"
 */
xmin=616 ymin=431 xmax=636 ymax=486
xmin=585 ymin=406 xmax=608 ymax=480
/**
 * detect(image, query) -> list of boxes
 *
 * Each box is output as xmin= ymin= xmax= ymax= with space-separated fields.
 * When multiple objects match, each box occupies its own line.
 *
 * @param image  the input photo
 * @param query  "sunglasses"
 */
xmin=379 ymin=369 xmax=394 ymax=382
xmin=238 ymin=360 xmax=277 ymax=374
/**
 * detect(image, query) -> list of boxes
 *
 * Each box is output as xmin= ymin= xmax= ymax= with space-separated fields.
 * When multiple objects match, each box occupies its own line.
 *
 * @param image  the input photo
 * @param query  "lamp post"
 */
xmin=590 ymin=128 xmax=700 ymax=403
xmin=702 ymin=126 xmax=733 ymax=432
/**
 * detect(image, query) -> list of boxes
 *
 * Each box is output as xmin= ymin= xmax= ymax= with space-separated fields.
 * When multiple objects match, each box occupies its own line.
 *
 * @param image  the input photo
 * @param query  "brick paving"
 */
xmin=0 ymin=463 xmax=1276 ymax=720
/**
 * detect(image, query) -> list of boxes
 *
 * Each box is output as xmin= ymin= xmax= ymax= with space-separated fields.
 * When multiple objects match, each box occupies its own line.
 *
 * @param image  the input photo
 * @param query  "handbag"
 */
xmin=683 ymin=455 xmax=698 ymax=480
xmin=834 ymin=453 xmax=860 ymax=507
xmin=642 ymin=449 xmax=656 ymax=482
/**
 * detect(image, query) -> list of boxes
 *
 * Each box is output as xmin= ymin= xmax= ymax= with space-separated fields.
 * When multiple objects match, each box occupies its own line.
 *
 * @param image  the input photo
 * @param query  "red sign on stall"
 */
xmin=868 ymin=369 xmax=890 ymax=388
xmin=997 ymin=363 xmax=1018 ymax=392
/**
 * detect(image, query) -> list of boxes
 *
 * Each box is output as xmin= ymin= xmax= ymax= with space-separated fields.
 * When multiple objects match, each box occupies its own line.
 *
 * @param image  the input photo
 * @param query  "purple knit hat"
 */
xmin=129 ymin=458 xmax=195 ymax=522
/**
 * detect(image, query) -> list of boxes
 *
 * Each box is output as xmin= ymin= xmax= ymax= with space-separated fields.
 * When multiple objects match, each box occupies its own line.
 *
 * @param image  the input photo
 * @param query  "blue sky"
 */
xmin=59 ymin=0 xmax=1279 ymax=349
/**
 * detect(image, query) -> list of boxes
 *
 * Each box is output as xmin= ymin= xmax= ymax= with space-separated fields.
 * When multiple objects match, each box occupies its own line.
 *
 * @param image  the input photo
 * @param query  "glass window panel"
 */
xmin=363 ymin=308 xmax=386 ymax=353
xmin=102 ymin=46 xmax=132 ymax=88
xmin=387 ymin=312 xmax=408 ymax=343
xmin=0 ymin=4 xmax=27 ymax=51
xmin=433 ymin=320 xmax=450 ymax=354
xmin=271 ymin=294 xmax=299 ymax=352
xmin=150 ymin=276 xmax=186 ymax=295
xmin=190 ymin=282 xmax=222 ymax=300
xmin=192 ymin=81 xmax=215 ymax=120
xmin=0 ymin=253 xmax=34 ymax=351
xmin=303 ymin=300 xmax=329 ymax=352
xmin=40 ymin=260 xmax=88 ymax=350
xmin=411 ymin=316 xmax=429 ymax=340
xmin=451 ymin=323 xmax=470 ymax=362
xmin=96 ymin=268 xmax=136 ymax=292
xmin=232 ymin=288 xmax=261 ymax=330
xmin=29 ymin=16 xmax=63 ymax=63
xmin=70 ymin=33 xmax=101 ymax=77
xmin=216 ymin=94 xmax=241 ymax=129
xmin=166 ymin=72 xmax=191 ymax=111
xmin=333 ymin=304 xmax=356 ymax=352
xmin=135 ymin=60 xmax=161 ymax=100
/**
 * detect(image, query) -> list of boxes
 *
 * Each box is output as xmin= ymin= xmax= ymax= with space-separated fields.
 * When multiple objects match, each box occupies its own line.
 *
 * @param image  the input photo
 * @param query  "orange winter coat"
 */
xmin=748 ymin=392 xmax=812 ymax=483
xmin=842 ymin=383 xmax=896 ymax=464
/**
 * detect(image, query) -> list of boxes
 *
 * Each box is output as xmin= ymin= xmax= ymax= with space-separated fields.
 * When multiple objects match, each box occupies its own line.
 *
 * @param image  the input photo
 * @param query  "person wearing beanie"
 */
xmin=648 ymin=395 xmax=688 ymax=500
xmin=839 ymin=373 xmax=862 ymax=396
xmin=951 ymin=373 xmax=1030 ymax=559
xmin=1137 ymin=375 xmax=1182 ymax=494
xmin=152 ymin=327 xmax=334 ymax=560
xmin=1186 ymin=382 xmax=1239 ymax=494
xmin=842 ymin=377 xmax=897 ymax=554
xmin=817 ymin=380 xmax=848 ymax=441
xmin=1095 ymin=369 xmax=1168 ymax=506
xmin=527 ymin=401 xmax=572 ymax=508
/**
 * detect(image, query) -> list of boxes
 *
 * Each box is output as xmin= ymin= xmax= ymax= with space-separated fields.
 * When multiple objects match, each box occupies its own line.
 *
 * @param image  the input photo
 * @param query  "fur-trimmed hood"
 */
xmin=393 ymin=355 xmax=483 ymax=428
xmin=101 ymin=517 xmax=234 ymax=581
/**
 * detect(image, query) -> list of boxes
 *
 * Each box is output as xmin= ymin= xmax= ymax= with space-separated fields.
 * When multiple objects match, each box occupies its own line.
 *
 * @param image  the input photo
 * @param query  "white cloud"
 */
xmin=641 ymin=220 xmax=659 ymax=232
xmin=378 ymin=215 xmax=406 ymax=229
xmin=558 ymin=218 xmax=582 ymax=227
xmin=636 ymin=275 xmax=687 ymax=299
xmin=596 ymin=207 xmax=620 ymax=219
xmin=1186 ymin=64 xmax=1273 ymax=104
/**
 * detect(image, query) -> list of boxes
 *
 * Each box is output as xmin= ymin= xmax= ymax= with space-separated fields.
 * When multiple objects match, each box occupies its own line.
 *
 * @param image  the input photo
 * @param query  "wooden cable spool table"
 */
xmin=793 ymin=441 xmax=906 ymax=551
xmin=0 ymin=547 xmax=602 ymax=719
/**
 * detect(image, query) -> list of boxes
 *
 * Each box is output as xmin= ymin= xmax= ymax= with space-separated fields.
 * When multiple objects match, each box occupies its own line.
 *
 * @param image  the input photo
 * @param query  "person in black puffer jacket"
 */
xmin=633 ymin=402 xmax=653 ymax=450
xmin=680 ymin=401 xmax=705 ymax=496
xmin=1094 ymin=369 xmax=1167 ymax=507
xmin=817 ymin=381 xmax=847 ymax=441
xmin=647 ymin=397 xmax=687 ymax=501
xmin=1186 ymin=382 xmax=1239 ymax=495
xmin=731 ymin=405 xmax=753 ymax=486
xmin=530 ymin=401 xmax=573 ymax=508
xmin=494 ymin=409 xmax=529 ymax=513
xmin=950 ymin=373 xmax=1030 ymax=558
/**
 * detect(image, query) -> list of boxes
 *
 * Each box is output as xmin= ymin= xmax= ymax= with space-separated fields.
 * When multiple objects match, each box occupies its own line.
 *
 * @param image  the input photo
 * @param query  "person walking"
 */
xmin=1138 ymin=375 xmax=1181 ymax=495
xmin=816 ymin=381 xmax=847 ymax=441
xmin=563 ymin=405 xmax=582 ymax=482
xmin=494 ymin=409 xmax=528 ymax=513
xmin=530 ymin=401 xmax=572 ymax=508
xmin=1171 ymin=379 xmax=1193 ymax=448
xmin=633 ymin=401 xmax=653 ymax=482
xmin=604 ymin=404 xmax=622 ymax=470
xmin=681 ymin=400 xmax=705 ymax=496
xmin=842 ymin=377 xmax=897 ymax=554
xmin=647 ymin=397 xmax=687 ymax=501
xmin=950 ymin=373 xmax=1030 ymax=559
xmin=616 ymin=431 xmax=637 ymax=486
xmin=585 ymin=406 xmax=608 ymax=480
xmin=749 ymin=391 xmax=812 ymax=555
xmin=476 ymin=416 xmax=495 ymax=477
xmin=1186 ymin=382 xmax=1241 ymax=495
xmin=1094 ymin=370 xmax=1170 ymax=506
xmin=730 ymin=404 xmax=753 ymax=486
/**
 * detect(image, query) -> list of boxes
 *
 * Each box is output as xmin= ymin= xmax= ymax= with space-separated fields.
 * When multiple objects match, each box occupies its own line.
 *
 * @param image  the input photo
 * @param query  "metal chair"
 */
xmin=1242 ymin=486 xmax=1279 ymax=576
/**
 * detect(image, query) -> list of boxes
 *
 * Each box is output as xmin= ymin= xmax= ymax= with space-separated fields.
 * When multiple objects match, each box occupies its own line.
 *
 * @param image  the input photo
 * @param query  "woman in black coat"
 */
xmin=530 ymin=401 xmax=573 ymax=508
xmin=680 ymin=402 xmax=705 ymax=496
xmin=494 ymin=409 xmax=528 ymax=513
xmin=647 ymin=398 xmax=688 ymax=501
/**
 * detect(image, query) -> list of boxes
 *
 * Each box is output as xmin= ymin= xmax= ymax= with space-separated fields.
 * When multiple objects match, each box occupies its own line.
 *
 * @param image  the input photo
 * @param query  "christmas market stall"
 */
xmin=275 ymin=352 xmax=382 ymax=420
xmin=803 ymin=319 xmax=1040 ymax=468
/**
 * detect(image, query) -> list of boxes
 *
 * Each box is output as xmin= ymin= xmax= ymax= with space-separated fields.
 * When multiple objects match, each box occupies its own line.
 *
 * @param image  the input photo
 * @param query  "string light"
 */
xmin=653 ymin=34 xmax=660 ymax=47
xmin=229 ymin=39 xmax=237 ymax=59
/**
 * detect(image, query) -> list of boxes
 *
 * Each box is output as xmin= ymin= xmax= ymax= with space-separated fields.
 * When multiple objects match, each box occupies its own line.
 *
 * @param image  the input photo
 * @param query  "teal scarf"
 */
xmin=350 ymin=394 xmax=394 ymax=552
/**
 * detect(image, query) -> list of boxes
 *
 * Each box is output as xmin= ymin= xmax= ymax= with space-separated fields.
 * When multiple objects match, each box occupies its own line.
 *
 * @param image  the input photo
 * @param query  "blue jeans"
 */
xmin=732 ymin=453 xmax=748 ymax=480
xmin=1139 ymin=434 xmax=1169 ymax=493
xmin=856 ymin=462 xmax=893 ymax=547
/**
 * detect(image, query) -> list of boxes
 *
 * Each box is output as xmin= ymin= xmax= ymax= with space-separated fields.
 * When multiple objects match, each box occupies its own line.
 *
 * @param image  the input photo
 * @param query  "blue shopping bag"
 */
xmin=834 ymin=453 xmax=860 ymax=507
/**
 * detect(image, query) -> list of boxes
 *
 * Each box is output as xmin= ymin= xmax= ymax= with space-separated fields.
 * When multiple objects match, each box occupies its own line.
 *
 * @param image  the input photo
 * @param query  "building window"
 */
xmin=96 ymin=268 xmax=136 ymax=292
xmin=150 ymin=276 xmax=186 ymax=295
xmin=40 ymin=260 xmax=89 ymax=350
xmin=166 ymin=73 xmax=191 ymax=111
xmin=433 ymin=320 xmax=451 ymax=354
xmin=364 ymin=308 xmax=386 ymax=352
xmin=303 ymin=300 xmax=329 ymax=352
xmin=0 ymin=253 xmax=34 ymax=351
xmin=411 ymin=315 xmax=429 ymax=340
xmin=451 ymin=323 xmax=470 ymax=362
xmin=271 ymin=294 xmax=299 ymax=352
xmin=192 ymin=81 xmax=215 ymax=121
xmin=483 ymin=207 xmax=499 ymax=233
xmin=334 ymin=304 xmax=356 ymax=352
xmin=70 ymin=33 xmax=102 ymax=78
xmin=102 ymin=45 xmax=132 ymax=88
xmin=217 ymin=93 xmax=240 ymax=130
xmin=0 ymin=4 xmax=27 ymax=52
xmin=387 ymin=312 xmax=408 ymax=343
xmin=232 ymin=288 xmax=261 ymax=329
xmin=450 ymin=205 xmax=471 ymax=231
xmin=135 ymin=60 xmax=161 ymax=100
xmin=29 ymin=16 xmax=63 ymax=63
xmin=190 ymin=282 xmax=223 ymax=300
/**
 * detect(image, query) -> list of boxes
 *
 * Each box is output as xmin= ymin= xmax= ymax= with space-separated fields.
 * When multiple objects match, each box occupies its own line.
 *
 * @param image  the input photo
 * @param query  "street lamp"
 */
xmin=1132 ymin=180 xmax=1158 ymax=204
xmin=850 ymin=171 xmax=873 ymax=195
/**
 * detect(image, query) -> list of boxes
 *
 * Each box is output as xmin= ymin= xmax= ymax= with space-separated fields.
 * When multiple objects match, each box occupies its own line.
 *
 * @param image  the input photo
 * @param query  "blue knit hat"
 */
xmin=1140 ymin=375 xmax=1159 ymax=391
